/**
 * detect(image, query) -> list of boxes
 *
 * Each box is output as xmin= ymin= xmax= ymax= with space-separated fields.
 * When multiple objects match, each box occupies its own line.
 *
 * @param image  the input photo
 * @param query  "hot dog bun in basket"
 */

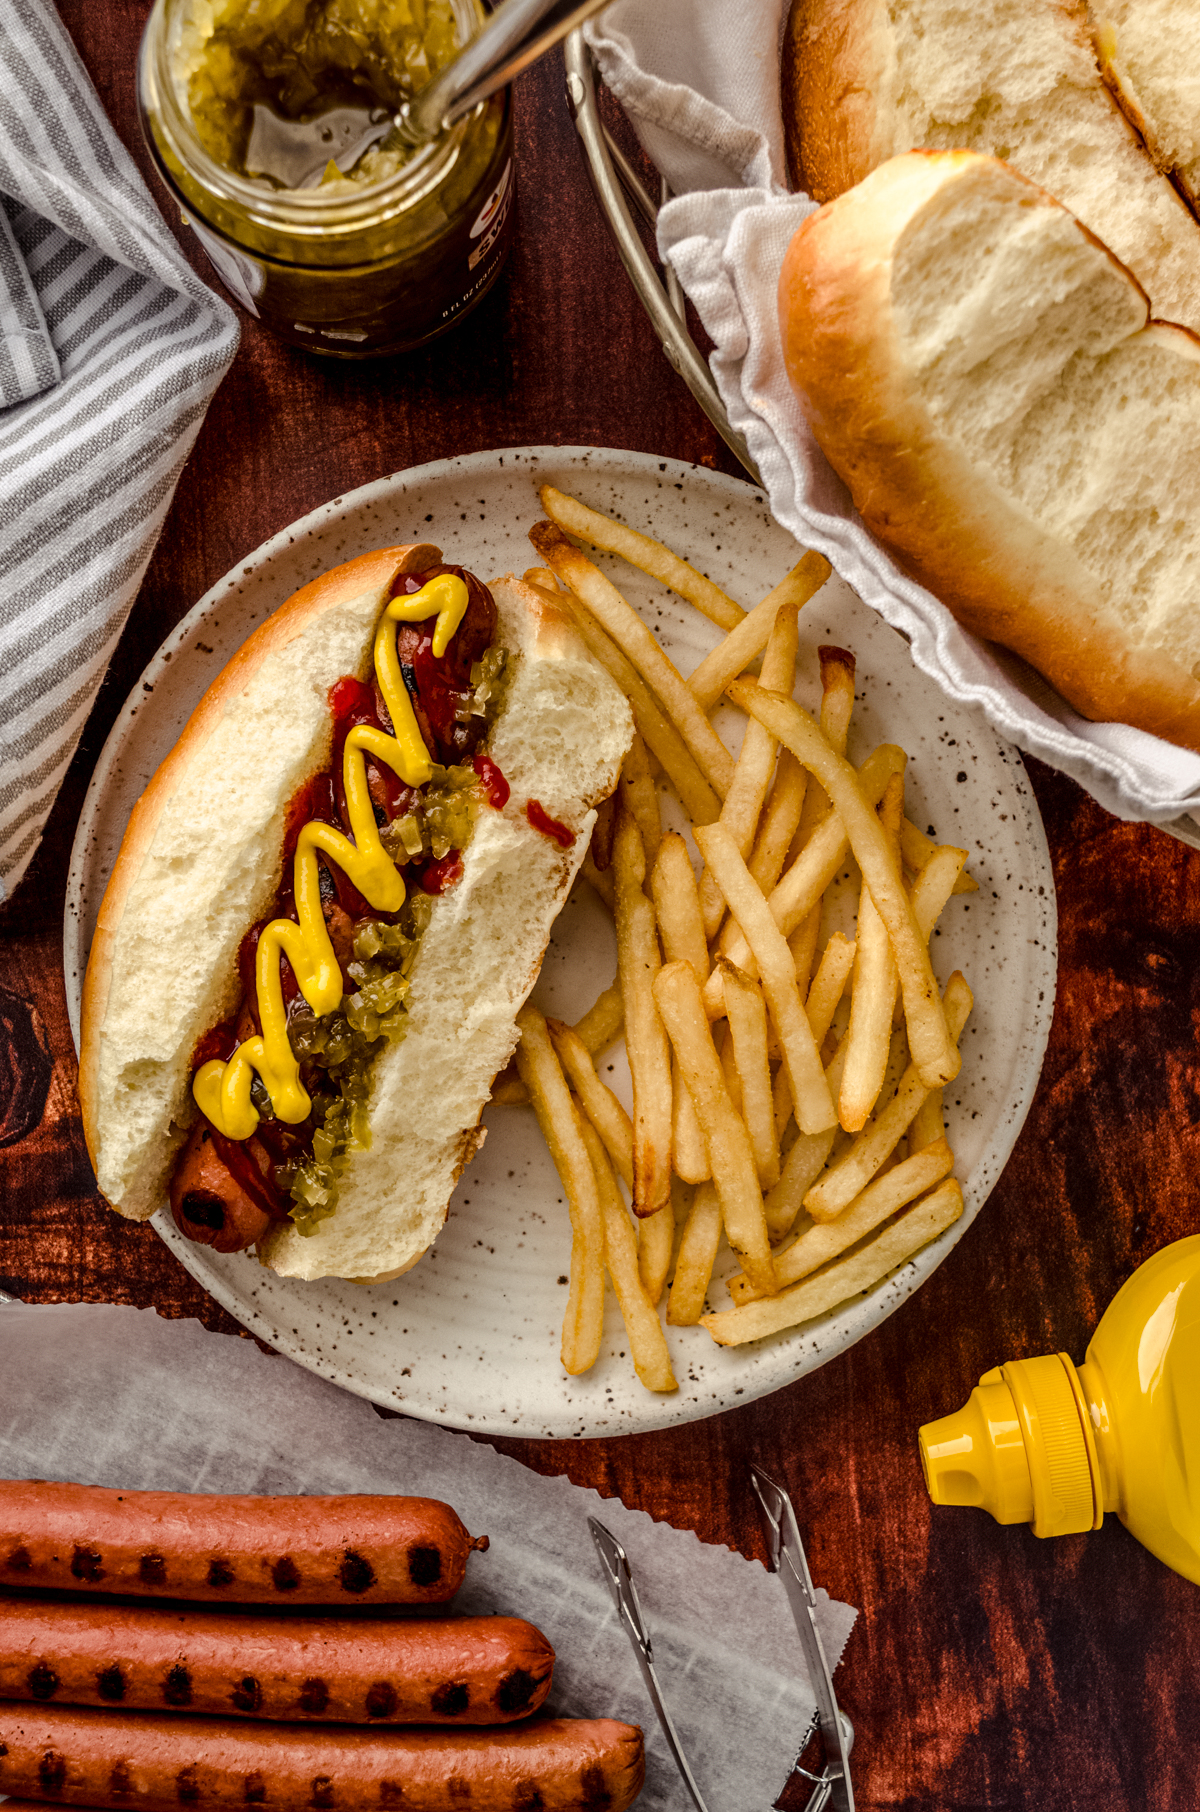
xmin=781 ymin=0 xmax=1200 ymax=333
xmin=80 ymin=545 xmax=633 ymax=1283
xmin=777 ymin=150 xmax=1200 ymax=748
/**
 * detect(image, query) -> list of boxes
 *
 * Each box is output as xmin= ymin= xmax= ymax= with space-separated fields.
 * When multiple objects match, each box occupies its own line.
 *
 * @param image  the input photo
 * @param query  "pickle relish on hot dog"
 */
xmin=80 ymin=543 xmax=633 ymax=1285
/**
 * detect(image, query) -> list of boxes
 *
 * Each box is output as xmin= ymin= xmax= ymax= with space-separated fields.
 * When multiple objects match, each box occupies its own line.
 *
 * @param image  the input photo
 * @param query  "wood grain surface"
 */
xmin=2 ymin=6 xmax=1199 ymax=1807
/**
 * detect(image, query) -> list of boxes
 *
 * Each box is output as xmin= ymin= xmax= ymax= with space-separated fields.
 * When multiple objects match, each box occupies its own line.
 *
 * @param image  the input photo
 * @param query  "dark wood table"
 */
xmin=4 ymin=6 xmax=1199 ymax=1806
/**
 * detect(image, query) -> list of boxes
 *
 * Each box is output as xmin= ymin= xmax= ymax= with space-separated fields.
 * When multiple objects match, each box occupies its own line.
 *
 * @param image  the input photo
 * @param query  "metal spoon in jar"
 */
xmin=389 ymin=0 xmax=613 ymax=148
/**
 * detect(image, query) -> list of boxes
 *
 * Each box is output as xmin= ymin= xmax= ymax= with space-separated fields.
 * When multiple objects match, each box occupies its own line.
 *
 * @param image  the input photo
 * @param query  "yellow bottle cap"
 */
xmin=919 ymin=1354 xmax=1100 ymax=1537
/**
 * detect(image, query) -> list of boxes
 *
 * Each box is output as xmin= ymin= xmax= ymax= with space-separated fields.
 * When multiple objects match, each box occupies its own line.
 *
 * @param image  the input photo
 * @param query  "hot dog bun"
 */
xmin=0 ymin=1480 xmax=484 ymax=1604
xmin=777 ymin=150 xmax=1200 ymax=747
xmin=0 ymin=1705 xmax=646 ymax=1812
xmin=80 ymin=548 xmax=633 ymax=1283
xmin=781 ymin=0 xmax=1200 ymax=333
xmin=1093 ymin=0 xmax=1200 ymax=216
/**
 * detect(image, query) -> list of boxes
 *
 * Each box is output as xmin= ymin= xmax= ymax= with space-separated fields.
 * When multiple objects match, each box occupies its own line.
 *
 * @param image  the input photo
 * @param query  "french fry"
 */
xmin=729 ymin=680 xmax=958 ymax=1088
xmin=687 ymin=551 xmax=830 ymax=711
xmin=577 ymin=1114 xmax=677 ymax=1392
xmin=672 ymin=1055 xmax=710 ymax=1183
xmin=573 ymin=980 xmax=624 ymax=1054
xmin=498 ymin=979 xmax=627 ymax=1107
xmin=840 ymin=773 xmax=905 ymax=1132
xmin=649 ymin=832 xmax=710 ymax=981
xmin=910 ymin=843 xmax=969 ymax=940
xmin=786 ymin=905 xmax=822 ymax=999
xmin=540 ymin=484 xmax=746 ymax=631
xmin=806 ymin=933 xmax=855 ymax=1045
xmin=730 ymin=1138 xmax=955 ymax=1302
xmin=613 ymin=804 xmax=673 ymax=1215
xmin=701 ymin=1177 xmax=964 ymax=1346
xmin=764 ymin=1126 xmax=836 ymax=1240
xmin=902 ymin=816 xmax=978 ymax=893
xmin=805 ymin=973 xmax=973 ymax=1221
xmin=772 ymin=1060 xmax=792 ymax=1140
xmin=549 ymin=1018 xmax=634 ymax=1190
xmin=619 ymin=732 xmax=662 ymax=869
xmin=667 ymin=1179 xmax=722 ymax=1325
xmin=530 ymin=522 xmax=735 ymax=797
xmin=638 ymin=1200 xmax=676 ymax=1305
xmin=909 ymin=1090 xmax=945 ymax=1153
xmin=694 ymin=822 xmax=835 ymax=1136
xmin=651 ymin=961 xmax=776 ymax=1295
xmin=789 ymin=645 xmax=857 ymax=857
xmin=747 ymin=749 xmax=808 ymax=893
xmin=719 ymin=960 xmax=780 ymax=1190
xmin=515 ymin=1006 xmax=605 ymax=1375
xmin=705 ymin=743 xmax=906 ymax=1007
xmin=580 ymin=849 xmax=615 ymax=913
xmin=530 ymin=572 xmax=721 ymax=825
xmin=698 ymin=597 xmax=802 ymax=939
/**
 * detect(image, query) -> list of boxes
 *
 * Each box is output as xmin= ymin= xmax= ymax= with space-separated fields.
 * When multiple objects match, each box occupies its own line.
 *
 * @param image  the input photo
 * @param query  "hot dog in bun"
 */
xmin=80 ymin=544 xmax=633 ymax=1283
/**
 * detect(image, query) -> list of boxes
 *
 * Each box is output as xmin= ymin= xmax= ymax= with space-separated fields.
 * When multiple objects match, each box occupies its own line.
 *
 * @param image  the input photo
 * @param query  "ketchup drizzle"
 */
xmin=526 ymin=799 xmax=576 ymax=848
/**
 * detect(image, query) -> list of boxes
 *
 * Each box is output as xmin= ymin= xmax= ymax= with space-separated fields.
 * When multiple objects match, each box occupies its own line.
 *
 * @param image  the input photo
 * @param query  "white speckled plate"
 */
xmin=64 ymin=447 xmax=1056 ymax=1438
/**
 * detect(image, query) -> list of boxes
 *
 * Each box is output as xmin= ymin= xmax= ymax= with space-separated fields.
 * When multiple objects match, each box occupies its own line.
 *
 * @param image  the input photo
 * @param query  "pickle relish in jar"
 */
xmin=138 ymin=0 xmax=515 ymax=356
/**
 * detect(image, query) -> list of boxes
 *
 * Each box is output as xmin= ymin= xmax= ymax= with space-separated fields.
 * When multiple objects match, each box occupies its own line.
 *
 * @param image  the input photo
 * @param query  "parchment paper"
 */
xmin=0 ymin=1302 xmax=857 ymax=1810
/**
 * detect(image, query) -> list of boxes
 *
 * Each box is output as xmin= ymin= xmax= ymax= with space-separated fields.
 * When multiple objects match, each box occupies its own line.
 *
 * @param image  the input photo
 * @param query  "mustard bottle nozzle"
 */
xmin=919 ymin=1355 xmax=1101 ymax=1538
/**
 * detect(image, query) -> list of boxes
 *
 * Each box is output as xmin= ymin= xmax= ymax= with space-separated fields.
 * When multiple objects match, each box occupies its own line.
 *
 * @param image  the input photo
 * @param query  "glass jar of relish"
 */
xmin=137 ymin=0 xmax=514 ymax=357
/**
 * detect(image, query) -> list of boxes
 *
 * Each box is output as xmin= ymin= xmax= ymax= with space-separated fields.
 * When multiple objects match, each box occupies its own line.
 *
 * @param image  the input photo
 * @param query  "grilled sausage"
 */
xmin=0 ymin=1597 xmax=553 ymax=1724
xmin=0 ymin=1704 xmax=645 ymax=1812
xmin=0 ymin=1483 xmax=486 ymax=1605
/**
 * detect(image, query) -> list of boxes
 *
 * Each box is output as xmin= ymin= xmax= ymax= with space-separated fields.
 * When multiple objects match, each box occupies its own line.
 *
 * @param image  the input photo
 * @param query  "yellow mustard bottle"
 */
xmin=918 ymin=1236 xmax=1200 ymax=1583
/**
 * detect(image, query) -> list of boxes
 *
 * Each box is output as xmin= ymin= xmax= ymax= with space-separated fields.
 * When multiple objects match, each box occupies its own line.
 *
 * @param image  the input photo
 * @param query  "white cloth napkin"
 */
xmin=586 ymin=0 xmax=1200 ymax=828
xmin=0 ymin=1300 xmax=858 ymax=1811
xmin=0 ymin=0 xmax=239 ymax=900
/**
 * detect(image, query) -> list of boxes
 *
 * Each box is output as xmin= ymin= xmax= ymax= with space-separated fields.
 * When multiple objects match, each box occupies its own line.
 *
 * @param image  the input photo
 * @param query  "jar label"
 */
xmin=469 ymin=159 xmax=512 ymax=241
xmin=469 ymin=172 xmax=513 ymax=273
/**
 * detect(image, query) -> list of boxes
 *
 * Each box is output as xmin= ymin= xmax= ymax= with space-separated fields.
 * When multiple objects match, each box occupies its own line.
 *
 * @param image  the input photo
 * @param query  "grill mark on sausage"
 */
xmin=27 ymin=1662 xmax=59 ymax=1700
xmin=447 ymin=1778 xmax=471 ymax=1802
xmin=339 ymin=1550 xmax=376 ymax=1594
xmin=430 ymin=1682 xmax=469 ymax=1718
xmin=273 ymin=1557 xmax=301 ymax=1593
xmin=232 ymin=1677 xmax=262 ymax=1714
xmin=299 ymin=1678 xmax=329 ymax=1715
xmin=163 ymin=1665 xmax=193 ymax=1707
xmin=378 ymin=1783 xmax=405 ymax=1806
xmin=139 ymin=1552 xmax=168 ymax=1586
xmin=580 ymin=1766 xmax=612 ymax=1809
xmin=496 ymin=1669 xmax=536 ymax=1714
xmin=109 ymin=1761 xmax=134 ymax=1798
xmin=38 ymin=1749 xmax=66 ymax=1793
xmin=176 ymin=1766 xmax=200 ymax=1803
xmin=71 ymin=1544 xmax=104 ymax=1582
xmin=97 ymin=1665 xmax=127 ymax=1702
xmin=207 ymin=1559 xmax=234 ymax=1588
xmin=244 ymin=1775 xmax=267 ymax=1803
xmin=4 ymin=1544 xmax=31 ymax=1573
xmin=512 ymin=1784 xmax=545 ymax=1812
xmin=407 ymin=1545 xmax=441 ymax=1586
xmin=311 ymin=1775 xmax=335 ymax=1807
xmin=365 ymin=1682 xmax=397 ymax=1719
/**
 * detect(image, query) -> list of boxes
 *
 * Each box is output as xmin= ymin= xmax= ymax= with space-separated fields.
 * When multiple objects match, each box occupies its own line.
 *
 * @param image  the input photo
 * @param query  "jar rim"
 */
xmin=139 ymin=0 xmax=482 ymax=235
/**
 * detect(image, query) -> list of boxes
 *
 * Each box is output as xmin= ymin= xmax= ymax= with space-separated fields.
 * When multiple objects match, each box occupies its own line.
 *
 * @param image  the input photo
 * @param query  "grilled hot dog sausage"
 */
xmin=0 ymin=1483 xmax=485 ymax=1605
xmin=0 ymin=1597 xmax=553 ymax=1724
xmin=0 ymin=1704 xmax=645 ymax=1812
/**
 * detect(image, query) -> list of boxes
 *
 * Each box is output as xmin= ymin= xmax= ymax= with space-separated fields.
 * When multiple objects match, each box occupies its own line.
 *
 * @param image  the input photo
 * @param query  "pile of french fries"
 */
xmin=498 ymin=486 xmax=977 ymax=1395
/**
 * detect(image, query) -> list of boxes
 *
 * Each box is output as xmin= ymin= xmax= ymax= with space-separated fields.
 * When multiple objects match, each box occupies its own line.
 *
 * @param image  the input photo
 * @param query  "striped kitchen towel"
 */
xmin=0 ymin=0 xmax=239 ymax=899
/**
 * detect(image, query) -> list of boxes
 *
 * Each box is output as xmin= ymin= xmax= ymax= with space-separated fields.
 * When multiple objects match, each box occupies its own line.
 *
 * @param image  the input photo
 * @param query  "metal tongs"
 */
xmin=393 ymin=0 xmax=612 ymax=146
xmin=589 ymin=1467 xmax=854 ymax=1812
